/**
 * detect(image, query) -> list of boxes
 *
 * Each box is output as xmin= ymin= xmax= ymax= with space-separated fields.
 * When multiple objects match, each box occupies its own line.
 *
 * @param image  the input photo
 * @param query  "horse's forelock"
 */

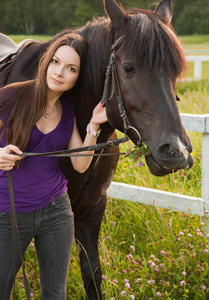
xmin=122 ymin=9 xmax=186 ymax=78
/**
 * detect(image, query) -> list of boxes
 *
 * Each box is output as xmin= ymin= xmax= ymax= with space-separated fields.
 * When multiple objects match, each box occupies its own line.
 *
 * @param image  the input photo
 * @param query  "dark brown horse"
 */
xmin=0 ymin=0 xmax=193 ymax=298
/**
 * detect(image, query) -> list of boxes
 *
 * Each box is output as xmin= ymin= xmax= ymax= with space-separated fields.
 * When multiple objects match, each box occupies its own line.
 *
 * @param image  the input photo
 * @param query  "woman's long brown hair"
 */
xmin=0 ymin=33 xmax=87 ymax=153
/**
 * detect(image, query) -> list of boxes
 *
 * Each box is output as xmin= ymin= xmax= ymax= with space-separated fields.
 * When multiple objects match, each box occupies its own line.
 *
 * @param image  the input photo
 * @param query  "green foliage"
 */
xmin=174 ymin=0 xmax=209 ymax=35
xmin=1 ymin=0 xmax=209 ymax=35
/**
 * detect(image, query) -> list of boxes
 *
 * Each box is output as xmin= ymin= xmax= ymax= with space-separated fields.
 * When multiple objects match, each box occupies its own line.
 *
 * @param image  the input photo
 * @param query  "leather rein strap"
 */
xmin=6 ymin=35 xmax=136 ymax=299
xmin=7 ymin=136 xmax=128 ymax=299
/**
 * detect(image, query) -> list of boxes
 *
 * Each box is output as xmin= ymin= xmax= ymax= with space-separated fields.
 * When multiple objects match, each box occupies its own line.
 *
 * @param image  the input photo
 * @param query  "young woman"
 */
xmin=0 ymin=33 xmax=107 ymax=300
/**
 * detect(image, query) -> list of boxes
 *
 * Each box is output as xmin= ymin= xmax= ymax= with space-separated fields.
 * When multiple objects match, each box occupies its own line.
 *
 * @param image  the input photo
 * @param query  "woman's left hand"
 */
xmin=91 ymin=101 xmax=107 ymax=126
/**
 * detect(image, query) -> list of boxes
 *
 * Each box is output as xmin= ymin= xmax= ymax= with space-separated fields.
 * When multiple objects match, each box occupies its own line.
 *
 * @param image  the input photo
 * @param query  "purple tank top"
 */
xmin=0 ymin=94 xmax=75 ymax=213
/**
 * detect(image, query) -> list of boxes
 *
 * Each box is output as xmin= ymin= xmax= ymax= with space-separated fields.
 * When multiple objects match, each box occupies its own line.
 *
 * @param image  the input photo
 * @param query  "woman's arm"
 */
xmin=68 ymin=101 xmax=107 ymax=173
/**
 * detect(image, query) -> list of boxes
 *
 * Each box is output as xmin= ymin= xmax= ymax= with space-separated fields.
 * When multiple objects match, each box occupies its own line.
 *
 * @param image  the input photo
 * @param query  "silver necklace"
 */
xmin=45 ymin=107 xmax=57 ymax=118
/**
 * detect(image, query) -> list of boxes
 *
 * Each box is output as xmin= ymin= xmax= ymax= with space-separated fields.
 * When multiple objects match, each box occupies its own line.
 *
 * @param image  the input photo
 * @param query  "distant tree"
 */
xmin=0 ymin=0 xmax=209 ymax=35
xmin=173 ymin=0 xmax=209 ymax=35
xmin=72 ymin=1 xmax=96 ymax=27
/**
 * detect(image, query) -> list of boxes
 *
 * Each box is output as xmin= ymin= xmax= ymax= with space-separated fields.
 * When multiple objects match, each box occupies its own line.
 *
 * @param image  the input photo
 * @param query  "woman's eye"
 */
xmin=68 ymin=67 xmax=76 ymax=72
xmin=52 ymin=58 xmax=58 ymax=64
xmin=122 ymin=64 xmax=135 ymax=74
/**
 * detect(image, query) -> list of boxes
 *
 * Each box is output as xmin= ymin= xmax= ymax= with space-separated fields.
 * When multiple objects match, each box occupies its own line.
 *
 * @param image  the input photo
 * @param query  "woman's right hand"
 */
xmin=0 ymin=145 xmax=24 ymax=171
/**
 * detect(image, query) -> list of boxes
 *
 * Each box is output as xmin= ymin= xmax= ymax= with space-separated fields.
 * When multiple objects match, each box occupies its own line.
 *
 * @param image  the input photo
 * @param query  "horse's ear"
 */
xmin=155 ymin=0 xmax=173 ymax=23
xmin=104 ymin=0 xmax=127 ymax=32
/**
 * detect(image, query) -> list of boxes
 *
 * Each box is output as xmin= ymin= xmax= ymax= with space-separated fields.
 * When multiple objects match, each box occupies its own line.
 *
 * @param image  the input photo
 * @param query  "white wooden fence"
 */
xmin=185 ymin=55 xmax=209 ymax=81
xmin=107 ymin=114 xmax=209 ymax=217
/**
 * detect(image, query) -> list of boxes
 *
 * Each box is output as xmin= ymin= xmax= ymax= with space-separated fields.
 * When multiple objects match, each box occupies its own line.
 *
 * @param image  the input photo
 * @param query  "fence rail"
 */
xmin=107 ymin=114 xmax=209 ymax=216
xmin=185 ymin=55 xmax=209 ymax=81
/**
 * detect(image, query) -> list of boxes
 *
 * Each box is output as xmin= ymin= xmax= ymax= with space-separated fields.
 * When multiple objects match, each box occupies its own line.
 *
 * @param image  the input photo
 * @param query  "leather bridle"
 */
xmin=101 ymin=35 xmax=141 ymax=146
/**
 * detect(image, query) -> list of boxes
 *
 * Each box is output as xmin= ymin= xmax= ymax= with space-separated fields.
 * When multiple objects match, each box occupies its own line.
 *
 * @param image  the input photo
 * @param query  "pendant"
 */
xmin=45 ymin=114 xmax=49 ymax=118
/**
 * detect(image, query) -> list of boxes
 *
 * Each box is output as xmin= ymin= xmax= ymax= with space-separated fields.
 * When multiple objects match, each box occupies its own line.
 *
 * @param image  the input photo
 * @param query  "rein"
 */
xmin=7 ymin=136 xmax=128 ymax=299
xmin=7 ymin=35 xmax=140 ymax=299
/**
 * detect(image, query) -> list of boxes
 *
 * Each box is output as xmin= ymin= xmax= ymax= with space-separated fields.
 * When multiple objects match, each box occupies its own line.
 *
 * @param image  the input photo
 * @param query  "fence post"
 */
xmin=194 ymin=57 xmax=202 ymax=80
xmin=202 ymin=133 xmax=209 ymax=207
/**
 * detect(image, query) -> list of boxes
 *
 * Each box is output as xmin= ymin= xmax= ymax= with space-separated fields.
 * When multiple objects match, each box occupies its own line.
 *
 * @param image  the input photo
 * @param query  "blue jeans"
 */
xmin=0 ymin=192 xmax=74 ymax=300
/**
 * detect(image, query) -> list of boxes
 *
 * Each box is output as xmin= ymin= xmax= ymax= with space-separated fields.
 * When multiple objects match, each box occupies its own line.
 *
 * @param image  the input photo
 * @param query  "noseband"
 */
xmin=101 ymin=36 xmax=141 ymax=146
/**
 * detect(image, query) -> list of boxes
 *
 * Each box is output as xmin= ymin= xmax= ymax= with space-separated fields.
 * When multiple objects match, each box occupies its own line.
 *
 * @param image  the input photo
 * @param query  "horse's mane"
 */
xmin=123 ymin=9 xmax=187 ymax=77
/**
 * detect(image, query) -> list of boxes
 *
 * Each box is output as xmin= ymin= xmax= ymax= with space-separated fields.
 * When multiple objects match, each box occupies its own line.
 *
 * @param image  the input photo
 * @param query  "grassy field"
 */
xmin=7 ymin=35 xmax=209 ymax=299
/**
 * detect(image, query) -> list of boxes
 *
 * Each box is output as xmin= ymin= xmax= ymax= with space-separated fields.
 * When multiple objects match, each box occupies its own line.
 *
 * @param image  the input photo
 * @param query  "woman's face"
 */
xmin=46 ymin=45 xmax=80 ymax=94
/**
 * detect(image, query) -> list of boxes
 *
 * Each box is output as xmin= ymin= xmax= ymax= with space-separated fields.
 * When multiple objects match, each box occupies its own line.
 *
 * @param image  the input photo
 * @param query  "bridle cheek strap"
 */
xmin=101 ymin=35 xmax=141 ymax=145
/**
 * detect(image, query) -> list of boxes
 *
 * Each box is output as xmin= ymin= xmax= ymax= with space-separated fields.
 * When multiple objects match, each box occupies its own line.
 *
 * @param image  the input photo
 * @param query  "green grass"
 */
xmin=8 ymin=35 xmax=209 ymax=299
xmin=179 ymin=35 xmax=209 ymax=44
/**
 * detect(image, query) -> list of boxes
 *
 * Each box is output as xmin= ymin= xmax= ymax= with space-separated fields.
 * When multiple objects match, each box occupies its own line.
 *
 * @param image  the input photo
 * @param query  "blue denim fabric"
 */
xmin=0 ymin=192 xmax=74 ymax=300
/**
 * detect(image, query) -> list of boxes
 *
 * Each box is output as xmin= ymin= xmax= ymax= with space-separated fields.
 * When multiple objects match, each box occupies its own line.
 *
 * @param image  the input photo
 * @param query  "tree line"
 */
xmin=0 ymin=0 xmax=209 ymax=36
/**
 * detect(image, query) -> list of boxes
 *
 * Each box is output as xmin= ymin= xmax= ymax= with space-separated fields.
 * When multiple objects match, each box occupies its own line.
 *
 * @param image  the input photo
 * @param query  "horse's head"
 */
xmin=103 ymin=0 xmax=193 ymax=176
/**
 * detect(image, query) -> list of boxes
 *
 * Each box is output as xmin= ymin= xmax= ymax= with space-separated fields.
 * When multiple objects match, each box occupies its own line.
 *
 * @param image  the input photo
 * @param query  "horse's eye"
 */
xmin=122 ymin=64 xmax=135 ymax=74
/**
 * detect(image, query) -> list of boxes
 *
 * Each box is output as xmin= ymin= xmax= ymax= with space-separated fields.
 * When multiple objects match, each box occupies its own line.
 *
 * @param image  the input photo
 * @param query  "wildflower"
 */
xmin=124 ymin=279 xmax=129 ymax=284
xmin=30 ymin=293 xmax=34 ymax=298
xmin=160 ymin=250 xmax=166 ymax=256
xmin=122 ymin=270 xmax=127 ymax=274
xmin=30 ymin=242 xmax=34 ymax=247
xmin=130 ymin=245 xmax=135 ymax=251
xmin=197 ymin=232 xmax=203 ymax=237
xmin=103 ymin=291 xmax=106 ymax=295
xmin=205 ymin=210 xmax=209 ymax=214
xmin=135 ymin=162 xmax=144 ymax=167
xmin=106 ymin=262 xmax=110 ymax=266
xmin=188 ymin=233 xmax=192 ymax=237
xmin=110 ymin=298 xmax=115 ymax=300
xmin=206 ymin=233 xmax=209 ymax=239
xmin=131 ymin=259 xmax=137 ymax=264
xmin=182 ymin=271 xmax=186 ymax=276
xmin=156 ymin=292 xmax=162 ymax=297
xmin=121 ymin=291 xmax=126 ymax=296
xmin=113 ymin=279 xmax=118 ymax=284
xmin=179 ymin=231 xmax=184 ymax=236
xmin=102 ymin=275 xmax=106 ymax=280
xmin=155 ymin=267 xmax=160 ymax=272
xmin=125 ymin=282 xmax=130 ymax=288
xmin=200 ymin=285 xmax=206 ymax=290
xmin=165 ymin=282 xmax=170 ymax=287
xmin=160 ymin=263 xmax=165 ymax=268
xmin=112 ymin=221 xmax=116 ymax=226
xmin=130 ymin=295 xmax=135 ymax=300
xmin=150 ymin=254 xmax=155 ymax=259
xmin=106 ymin=236 xmax=109 ymax=239
xmin=203 ymin=249 xmax=209 ymax=253
xmin=180 ymin=280 xmax=186 ymax=286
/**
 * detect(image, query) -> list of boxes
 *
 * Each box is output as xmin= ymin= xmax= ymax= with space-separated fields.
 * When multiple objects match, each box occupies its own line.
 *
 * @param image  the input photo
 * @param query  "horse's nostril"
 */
xmin=157 ymin=144 xmax=181 ymax=158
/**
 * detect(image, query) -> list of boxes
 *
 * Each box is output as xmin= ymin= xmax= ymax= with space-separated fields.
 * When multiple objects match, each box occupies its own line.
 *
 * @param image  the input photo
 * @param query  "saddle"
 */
xmin=0 ymin=33 xmax=34 ymax=87
xmin=0 ymin=33 xmax=18 ymax=63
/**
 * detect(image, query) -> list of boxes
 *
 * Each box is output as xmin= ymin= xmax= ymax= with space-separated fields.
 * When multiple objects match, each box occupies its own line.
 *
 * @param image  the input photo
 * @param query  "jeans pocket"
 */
xmin=0 ymin=211 xmax=10 ymax=218
xmin=53 ymin=193 xmax=73 ymax=217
